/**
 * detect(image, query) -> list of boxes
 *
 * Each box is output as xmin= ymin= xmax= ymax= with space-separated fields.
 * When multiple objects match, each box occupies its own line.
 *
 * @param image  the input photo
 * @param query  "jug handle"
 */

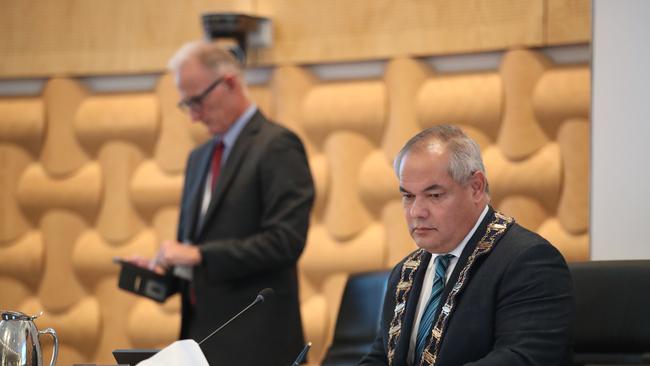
xmin=39 ymin=328 xmax=59 ymax=366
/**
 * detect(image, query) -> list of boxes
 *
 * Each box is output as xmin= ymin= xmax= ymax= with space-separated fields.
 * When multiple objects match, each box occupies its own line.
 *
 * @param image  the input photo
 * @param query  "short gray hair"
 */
xmin=167 ymin=40 xmax=243 ymax=77
xmin=394 ymin=125 xmax=489 ymax=193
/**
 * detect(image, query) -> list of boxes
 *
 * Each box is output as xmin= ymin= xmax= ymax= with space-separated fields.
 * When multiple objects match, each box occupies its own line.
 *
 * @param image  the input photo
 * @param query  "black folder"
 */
xmin=115 ymin=259 xmax=177 ymax=303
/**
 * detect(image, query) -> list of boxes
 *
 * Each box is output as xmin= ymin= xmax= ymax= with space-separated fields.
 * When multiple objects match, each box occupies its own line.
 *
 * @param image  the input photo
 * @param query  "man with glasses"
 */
xmin=132 ymin=41 xmax=314 ymax=365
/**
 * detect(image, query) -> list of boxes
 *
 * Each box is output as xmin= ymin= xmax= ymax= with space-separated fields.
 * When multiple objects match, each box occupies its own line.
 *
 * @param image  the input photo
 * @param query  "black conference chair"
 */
xmin=570 ymin=260 xmax=650 ymax=365
xmin=321 ymin=270 xmax=391 ymax=366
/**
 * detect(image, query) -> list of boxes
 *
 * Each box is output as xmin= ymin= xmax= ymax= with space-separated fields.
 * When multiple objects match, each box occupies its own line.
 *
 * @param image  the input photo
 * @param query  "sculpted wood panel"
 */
xmin=0 ymin=50 xmax=593 ymax=363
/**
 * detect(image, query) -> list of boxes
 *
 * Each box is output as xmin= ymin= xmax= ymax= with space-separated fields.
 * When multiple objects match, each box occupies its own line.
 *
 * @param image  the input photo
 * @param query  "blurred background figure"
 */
xmin=130 ymin=41 xmax=314 ymax=365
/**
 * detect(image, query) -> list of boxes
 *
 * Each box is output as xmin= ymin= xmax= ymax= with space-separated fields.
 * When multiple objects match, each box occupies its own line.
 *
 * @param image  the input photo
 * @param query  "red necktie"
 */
xmin=210 ymin=141 xmax=225 ymax=190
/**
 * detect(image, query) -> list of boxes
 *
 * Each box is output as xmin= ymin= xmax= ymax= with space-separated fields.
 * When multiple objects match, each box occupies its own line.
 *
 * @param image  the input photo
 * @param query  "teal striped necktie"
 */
xmin=414 ymin=254 xmax=454 ymax=363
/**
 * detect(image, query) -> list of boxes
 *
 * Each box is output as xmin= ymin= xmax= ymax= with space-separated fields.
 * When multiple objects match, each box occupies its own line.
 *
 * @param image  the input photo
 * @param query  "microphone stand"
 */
xmin=291 ymin=342 xmax=312 ymax=366
xmin=198 ymin=289 xmax=272 ymax=346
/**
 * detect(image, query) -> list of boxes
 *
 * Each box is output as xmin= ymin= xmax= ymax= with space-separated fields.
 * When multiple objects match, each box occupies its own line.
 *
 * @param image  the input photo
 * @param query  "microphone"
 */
xmin=198 ymin=288 xmax=274 ymax=346
xmin=290 ymin=342 xmax=312 ymax=366
xmin=256 ymin=287 xmax=274 ymax=303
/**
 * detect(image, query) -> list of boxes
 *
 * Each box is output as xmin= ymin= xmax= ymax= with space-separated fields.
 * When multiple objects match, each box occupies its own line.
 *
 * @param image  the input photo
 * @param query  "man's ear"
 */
xmin=469 ymin=171 xmax=486 ymax=199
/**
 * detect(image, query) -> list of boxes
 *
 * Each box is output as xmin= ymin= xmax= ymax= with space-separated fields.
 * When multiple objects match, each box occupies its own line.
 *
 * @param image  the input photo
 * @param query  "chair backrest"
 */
xmin=321 ymin=270 xmax=391 ymax=366
xmin=570 ymin=260 xmax=650 ymax=365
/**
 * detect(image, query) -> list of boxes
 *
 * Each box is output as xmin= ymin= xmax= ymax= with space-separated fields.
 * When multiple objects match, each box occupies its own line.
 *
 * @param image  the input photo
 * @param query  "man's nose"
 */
xmin=409 ymin=197 xmax=429 ymax=218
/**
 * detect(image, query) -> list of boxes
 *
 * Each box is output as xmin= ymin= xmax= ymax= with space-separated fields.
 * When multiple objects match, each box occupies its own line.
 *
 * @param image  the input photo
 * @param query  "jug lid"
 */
xmin=1 ymin=310 xmax=32 ymax=321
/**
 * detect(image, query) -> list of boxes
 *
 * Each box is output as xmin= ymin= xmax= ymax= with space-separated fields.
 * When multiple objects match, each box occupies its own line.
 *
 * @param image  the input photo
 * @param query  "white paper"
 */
xmin=137 ymin=339 xmax=209 ymax=366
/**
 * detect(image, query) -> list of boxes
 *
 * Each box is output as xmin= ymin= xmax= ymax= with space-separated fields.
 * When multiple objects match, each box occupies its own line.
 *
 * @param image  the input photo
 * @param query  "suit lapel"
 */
xmin=183 ymin=143 xmax=214 ymax=242
xmin=393 ymin=251 xmax=432 ymax=365
xmin=443 ymin=206 xmax=495 ymax=298
xmin=195 ymin=112 xmax=263 ymax=237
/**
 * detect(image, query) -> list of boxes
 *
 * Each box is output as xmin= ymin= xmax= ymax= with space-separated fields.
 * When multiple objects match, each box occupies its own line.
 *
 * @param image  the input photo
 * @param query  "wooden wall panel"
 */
xmin=0 ymin=0 xmax=591 ymax=77
xmin=0 ymin=0 xmax=254 ymax=77
xmin=546 ymin=0 xmax=592 ymax=44
xmin=254 ymin=0 xmax=545 ymax=64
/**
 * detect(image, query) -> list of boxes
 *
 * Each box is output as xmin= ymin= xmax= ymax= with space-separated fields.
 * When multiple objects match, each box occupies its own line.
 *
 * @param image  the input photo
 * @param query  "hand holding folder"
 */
xmin=114 ymin=257 xmax=177 ymax=303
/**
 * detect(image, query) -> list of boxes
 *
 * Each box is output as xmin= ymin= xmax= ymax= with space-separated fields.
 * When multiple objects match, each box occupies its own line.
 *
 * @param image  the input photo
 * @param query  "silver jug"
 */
xmin=0 ymin=310 xmax=58 ymax=366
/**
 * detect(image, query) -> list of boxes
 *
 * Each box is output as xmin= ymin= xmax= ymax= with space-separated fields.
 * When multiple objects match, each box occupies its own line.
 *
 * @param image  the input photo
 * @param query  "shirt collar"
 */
xmin=218 ymin=104 xmax=257 ymax=148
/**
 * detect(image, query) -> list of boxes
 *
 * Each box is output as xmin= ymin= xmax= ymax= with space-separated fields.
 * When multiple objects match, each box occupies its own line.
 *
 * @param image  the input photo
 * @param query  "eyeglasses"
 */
xmin=177 ymin=78 xmax=224 ymax=112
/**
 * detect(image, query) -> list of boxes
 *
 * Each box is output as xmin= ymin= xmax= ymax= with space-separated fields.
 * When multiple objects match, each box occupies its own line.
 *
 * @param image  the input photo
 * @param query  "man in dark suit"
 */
xmin=135 ymin=41 xmax=314 ymax=365
xmin=358 ymin=125 xmax=574 ymax=366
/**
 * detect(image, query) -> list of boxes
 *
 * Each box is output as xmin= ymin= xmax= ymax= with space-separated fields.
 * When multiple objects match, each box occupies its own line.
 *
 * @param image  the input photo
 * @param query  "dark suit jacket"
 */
xmin=175 ymin=110 xmax=314 ymax=366
xmin=359 ymin=207 xmax=575 ymax=366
